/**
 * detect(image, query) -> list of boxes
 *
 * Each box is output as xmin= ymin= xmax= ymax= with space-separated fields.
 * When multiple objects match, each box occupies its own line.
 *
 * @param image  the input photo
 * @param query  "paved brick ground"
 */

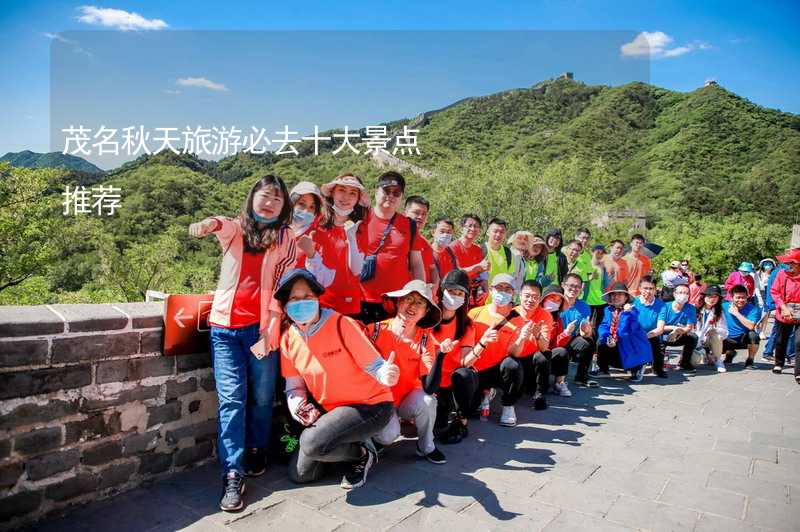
xmin=29 ymin=351 xmax=800 ymax=531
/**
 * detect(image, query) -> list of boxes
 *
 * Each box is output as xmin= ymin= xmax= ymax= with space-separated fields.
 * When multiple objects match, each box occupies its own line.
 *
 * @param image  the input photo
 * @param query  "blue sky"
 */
xmin=1 ymin=0 xmax=799 ymax=168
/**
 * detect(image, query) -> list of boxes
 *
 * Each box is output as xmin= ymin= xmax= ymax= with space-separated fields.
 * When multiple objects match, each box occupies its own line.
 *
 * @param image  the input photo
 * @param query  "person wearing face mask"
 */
xmin=661 ymin=283 xmax=699 ymax=374
xmin=754 ymin=258 xmax=775 ymax=339
xmin=289 ymin=181 xmax=322 ymax=238
xmin=404 ymin=195 xmax=439 ymax=294
xmin=296 ymin=174 xmax=370 ymax=317
xmin=431 ymin=217 xmax=459 ymax=281
xmin=466 ymin=274 xmax=527 ymax=426
xmin=694 ymin=284 xmax=729 ymax=373
xmin=369 ymin=280 xmax=450 ymax=465
xmin=275 ymin=269 xmax=396 ymax=490
xmin=188 ymin=175 xmax=297 ymax=512
xmin=540 ymin=286 xmax=573 ymax=397
xmin=596 ymin=282 xmax=652 ymax=382
xmin=761 ymin=259 xmax=796 ymax=362
xmin=511 ymin=280 xmax=554 ymax=409
xmin=431 ymin=269 xmax=487 ymax=444
xmin=769 ymin=248 xmax=800 ymax=382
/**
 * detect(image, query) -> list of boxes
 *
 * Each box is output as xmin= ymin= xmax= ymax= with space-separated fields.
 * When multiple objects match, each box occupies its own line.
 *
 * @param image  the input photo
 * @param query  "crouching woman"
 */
xmin=275 ymin=269 xmax=397 ymax=489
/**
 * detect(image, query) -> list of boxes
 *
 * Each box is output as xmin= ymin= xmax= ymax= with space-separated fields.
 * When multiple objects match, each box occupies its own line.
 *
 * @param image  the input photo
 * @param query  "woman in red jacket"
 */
xmin=770 ymin=248 xmax=800 ymax=383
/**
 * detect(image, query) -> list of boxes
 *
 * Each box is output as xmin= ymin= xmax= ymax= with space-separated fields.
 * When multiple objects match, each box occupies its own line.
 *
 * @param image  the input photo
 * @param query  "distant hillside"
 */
xmin=0 ymin=150 xmax=104 ymax=174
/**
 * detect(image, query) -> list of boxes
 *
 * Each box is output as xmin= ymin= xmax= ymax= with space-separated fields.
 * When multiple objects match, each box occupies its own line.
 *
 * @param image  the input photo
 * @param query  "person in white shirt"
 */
xmin=696 ymin=285 xmax=729 ymax=373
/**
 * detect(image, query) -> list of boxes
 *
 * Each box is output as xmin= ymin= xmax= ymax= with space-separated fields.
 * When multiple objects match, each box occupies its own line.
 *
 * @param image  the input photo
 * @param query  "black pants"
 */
xmin=649 ymin=336 xmax=666 ymax=375
xmin=436 ymin=366 xmax=482 ymax=425
xmin=664 ymin=332 xmax=699 ymax=370
xmin=552 ymin=335 xmax=595 ymax=383
xmin=356 ymin=301 xmax=391 ymax=325
xmin=590 ymin=304 xmax=606 ymax=340
xmin=597 ymin=343 xmax=640 ymax=376
xmin=775 ymin=321 xmax=800 ymax=376
xmin=723 ymin=330 xmax=760 ymax=353
xmin=466 ymin=356 xmax=525 ymax=412
xmin=519 ymin=352 xmax=551 ymax=396
xmin=288 ymin=401 xmax=393 ymax=484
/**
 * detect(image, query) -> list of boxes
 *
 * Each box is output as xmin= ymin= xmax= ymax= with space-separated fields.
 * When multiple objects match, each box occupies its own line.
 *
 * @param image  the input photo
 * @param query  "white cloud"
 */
xmin=76 ymin=6 xmax=168 ymax=31
xmin=176 ymin=77 xmax=229 ymax=92
xmin=621 ymin=31 xmax=710 ymax=60
xmin=162 ymin=89 xmax=182 ymax=95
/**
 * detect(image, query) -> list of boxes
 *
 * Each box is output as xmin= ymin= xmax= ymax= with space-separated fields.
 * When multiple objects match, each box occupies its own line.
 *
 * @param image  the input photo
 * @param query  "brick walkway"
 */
xmin=29 ymin=352 xmax=800 ymax=532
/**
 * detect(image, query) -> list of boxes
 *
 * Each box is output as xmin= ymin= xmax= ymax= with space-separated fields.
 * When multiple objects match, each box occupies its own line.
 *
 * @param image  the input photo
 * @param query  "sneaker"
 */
xmin=341 ymin=444 xmax=376 ymax=490
xmin=772 ymin=365 xmax=783 ymax=374
xmin=219 ymin=471 xmax=245 ymax=512
xmin=553 ymin=381 xmax=572 ymax=397
xmin=575 ymin=379 xmax=599 ymax=388
xmin=759 ymin=332 xmax=768 ymax=340
xmin=242 ymin=448 xmax=266 ymax=477
xmin=655 ymin=370 xmax=668 ymax=379
xmin=715 ymin=360 xmax=727 ymax=373
xmin=762 ymin=353 xmax=774 ymax=362
xmin=438 ymin=420 xmax=464 ymax=445
xmin=630 ymin=367 xmax=644 ymax=383
xmin=724 ymin=350 xmax=736 ymax=365
xmin=744 ymin=358 xmax=754 ymax=369
xmin=532 ymin=392 xmax=548 ymax=410
xmin=681 ymin=367 xmax=696 ymax=375
xmin=416 ymin=445 xmax=447 ymax=465
xmin=595 ymin=370 xmax=612 ymax=378
xmin=499 ymin=406 xmax=517 ymax=427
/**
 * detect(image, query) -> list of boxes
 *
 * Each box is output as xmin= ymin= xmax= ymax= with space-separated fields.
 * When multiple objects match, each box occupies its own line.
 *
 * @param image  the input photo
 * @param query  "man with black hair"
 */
xmin=404 ymin=195 xmax=438 ymax=293
xmin=484 ymin=217 xmax=524 ymax=291
xmin=722 ymin=284 xmax=762 ymax=368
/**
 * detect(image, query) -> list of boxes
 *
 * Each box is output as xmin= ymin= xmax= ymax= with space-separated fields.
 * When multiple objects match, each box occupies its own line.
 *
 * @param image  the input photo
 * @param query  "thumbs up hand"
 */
xmin=297 ymin=231 xmax=316 ymax=258
xmin=377 ymin=351 xmax=400 ymax=386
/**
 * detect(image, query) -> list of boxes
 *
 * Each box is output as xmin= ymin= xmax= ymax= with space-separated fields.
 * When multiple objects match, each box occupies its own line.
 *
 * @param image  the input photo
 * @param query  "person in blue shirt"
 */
xmin=597 ymin=281 xmax=653 ymax=382
xmin=559 ymin=273 xmax=597 ymax=387
xmin=661 ymin=283 xmax=699 ymax=373
xmin=722 ymin=284 xmax=762 ymax=368
xmin=633 ymin=275 xmax=668 ymax=378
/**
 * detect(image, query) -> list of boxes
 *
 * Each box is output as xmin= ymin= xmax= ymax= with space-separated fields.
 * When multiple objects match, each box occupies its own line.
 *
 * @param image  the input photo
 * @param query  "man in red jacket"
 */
xmin=770 ymin=248 xmax=800 ymax=383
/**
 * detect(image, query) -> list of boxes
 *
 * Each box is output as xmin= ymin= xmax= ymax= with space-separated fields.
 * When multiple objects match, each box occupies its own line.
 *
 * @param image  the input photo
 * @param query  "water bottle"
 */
xmin=479 ymin=389 xmax=492 ymax=421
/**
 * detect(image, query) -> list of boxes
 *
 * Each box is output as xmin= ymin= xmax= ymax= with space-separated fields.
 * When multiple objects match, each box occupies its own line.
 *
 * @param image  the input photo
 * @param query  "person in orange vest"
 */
xmin=369 ymin=280 xmax=451 ymax=465
xmin=275 ymin=269 xmax=397 ymax=490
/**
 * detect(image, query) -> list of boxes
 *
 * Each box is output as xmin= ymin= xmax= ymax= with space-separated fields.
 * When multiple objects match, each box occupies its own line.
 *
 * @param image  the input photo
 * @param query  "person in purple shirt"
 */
xmin=661 ymin=283 xmax=699 ymax=373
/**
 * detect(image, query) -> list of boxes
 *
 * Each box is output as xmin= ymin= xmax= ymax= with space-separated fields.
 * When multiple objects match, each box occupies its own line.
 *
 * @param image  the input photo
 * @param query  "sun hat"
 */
xmin=289 ymin=181 xmax=322 ymax=203
xmin=274 ymin=268 xmax=325 ymax=305
xmin=776 ymin=249 xmax=800 ymax=265
xmin=737 ymin=262 xmax=755 ymax=273
xmin=383 ymin=279 xmax=441 ymax=328
xmin=319 ymin=174 xmax=369 ymax=207
xmin=601 ymin=281 xmax=631 ymax=304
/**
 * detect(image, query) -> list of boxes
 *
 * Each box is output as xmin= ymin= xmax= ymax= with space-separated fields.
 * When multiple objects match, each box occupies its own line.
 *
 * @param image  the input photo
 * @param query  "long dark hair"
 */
xmin=319 ymin=173 xmax=368 ymax=230
xmin=697 ymin=291 xmax=723 ymax=323
xmin=434 ymin=287 xmax=472 ymax=341
xmin=240 ymin=175 xmax=292 ymax=252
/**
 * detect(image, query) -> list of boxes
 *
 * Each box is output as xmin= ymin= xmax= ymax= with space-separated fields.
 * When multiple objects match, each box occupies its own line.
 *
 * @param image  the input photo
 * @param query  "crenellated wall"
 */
xmin=0 ymin=303 xmax=218 ymax=530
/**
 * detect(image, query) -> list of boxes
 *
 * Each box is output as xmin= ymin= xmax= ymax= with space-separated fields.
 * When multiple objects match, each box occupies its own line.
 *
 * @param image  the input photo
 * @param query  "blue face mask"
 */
xmin=286 ymin=299 xmax=319 ymax=324
xmin=493 ymin=289 xmax=513 ymax=306
xmin=252 ymin=210 xmax=278 ymax=224
xmin=293 ymin=208 xmax=315 ymax=226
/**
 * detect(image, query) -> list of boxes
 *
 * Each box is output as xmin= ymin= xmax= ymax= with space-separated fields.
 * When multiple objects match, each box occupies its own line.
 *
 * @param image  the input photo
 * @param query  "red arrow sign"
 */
xmin=163 ymin=294 xmax=215 ymax=356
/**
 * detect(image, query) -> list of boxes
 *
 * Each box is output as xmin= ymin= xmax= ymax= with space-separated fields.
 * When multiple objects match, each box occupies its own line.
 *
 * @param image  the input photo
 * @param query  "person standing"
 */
xmin=450 ymin=214 xmax=489 ymax=306
xmin=624 ymin=234 xmax=652 ymax=297
xmin=770 ymin=248 xmax=800 ymax=382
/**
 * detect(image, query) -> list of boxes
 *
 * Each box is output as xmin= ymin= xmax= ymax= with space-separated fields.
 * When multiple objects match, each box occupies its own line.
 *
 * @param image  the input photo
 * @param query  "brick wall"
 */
xmin=0 ymin=303 xmax=218 ymax=530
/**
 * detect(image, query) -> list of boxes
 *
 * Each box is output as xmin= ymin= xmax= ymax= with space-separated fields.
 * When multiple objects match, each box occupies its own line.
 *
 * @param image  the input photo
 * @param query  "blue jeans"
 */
xmin=210 ymin=324 xmax=278 ymax=475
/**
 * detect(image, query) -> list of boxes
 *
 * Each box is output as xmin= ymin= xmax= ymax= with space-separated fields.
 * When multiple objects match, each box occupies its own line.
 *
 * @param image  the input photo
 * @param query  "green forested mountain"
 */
xmin=1 ymin=77 xmax=797 ymax=304
xmin=1 ymin=150 xmax=104 ymax=174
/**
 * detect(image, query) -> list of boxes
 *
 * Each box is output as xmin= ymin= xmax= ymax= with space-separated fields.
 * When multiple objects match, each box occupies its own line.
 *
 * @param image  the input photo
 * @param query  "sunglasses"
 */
xmin=381 ymin=187 xmax=403 ymax=198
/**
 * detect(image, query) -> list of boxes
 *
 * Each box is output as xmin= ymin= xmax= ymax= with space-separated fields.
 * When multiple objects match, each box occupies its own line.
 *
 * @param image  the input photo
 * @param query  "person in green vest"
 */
xmin=584 ymin=244 xmax=612 ymax=334
xmin=524 ymin=235 xmax=550 ymax=287
xmin=483 ymin=218 xmax=524 ymax=291
xmin=544 ymin=228 xmax=567 ymax=286
xmin=575 ymin=227 xmax=593 ymax=276
xmin=564 ymin=239 xmax=590 ymax=289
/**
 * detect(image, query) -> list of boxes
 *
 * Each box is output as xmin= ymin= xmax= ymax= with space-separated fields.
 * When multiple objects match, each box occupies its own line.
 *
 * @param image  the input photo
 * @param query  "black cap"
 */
xmin=541 ymin=284 xmax=566 ymax=300
xmin=702 ymin=284 xmax=722 ymax=297
xmin=441 ymin=269 xmax=471 ymax=303
xmin=377 ymin=171 xmax=405 ymax=192
xmin=274 ymin=268 xmax=325 ymax=305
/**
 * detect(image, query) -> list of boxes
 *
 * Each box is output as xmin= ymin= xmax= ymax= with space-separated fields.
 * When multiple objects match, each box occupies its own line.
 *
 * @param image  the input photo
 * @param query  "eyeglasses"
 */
xmin=381 ymin=187 xmax=402 ymax=198
xmin=564 ymin=284 xmax=582 ymax=290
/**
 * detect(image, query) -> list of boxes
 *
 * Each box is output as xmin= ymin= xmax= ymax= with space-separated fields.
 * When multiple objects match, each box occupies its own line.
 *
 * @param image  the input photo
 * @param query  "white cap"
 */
xmin=490 ymin=273 xmax=516 ymax=289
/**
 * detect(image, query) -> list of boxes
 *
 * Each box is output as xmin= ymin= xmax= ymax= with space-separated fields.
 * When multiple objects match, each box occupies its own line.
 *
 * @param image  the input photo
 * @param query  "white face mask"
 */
xmin=442 ymin=291 xmax=465 ymax=311
xmin=543 ymin=300 xmax=561 ymax=312
xmin=674 ymin=293 xmax=689 ymax=304
xmin=435 ymin=233 xmax=453 ymax=247
xmin=492 ymin=289 xmax=513 ymax=306
xmin=332 ymin=204 xmax=353 ymax=217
